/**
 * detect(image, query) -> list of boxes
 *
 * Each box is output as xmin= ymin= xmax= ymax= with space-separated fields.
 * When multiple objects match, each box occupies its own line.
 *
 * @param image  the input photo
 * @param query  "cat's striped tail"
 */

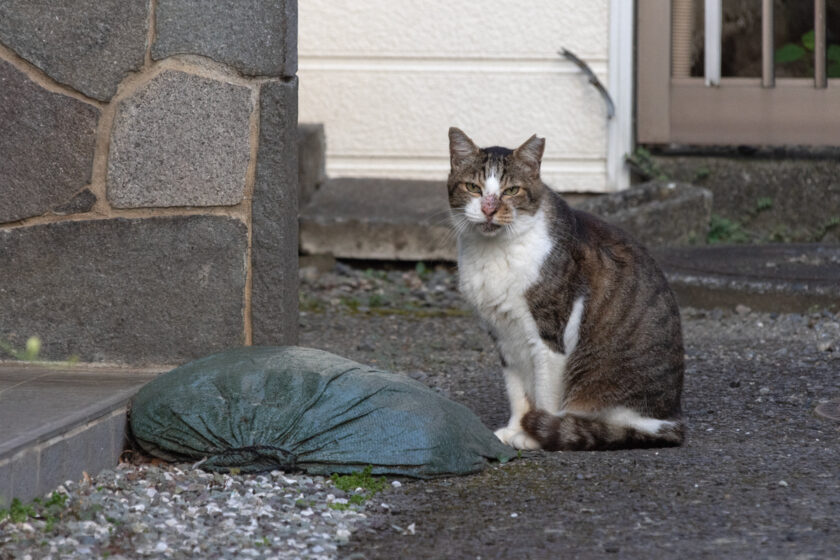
xmin=521 ymin=407 xmax=684 ymax=451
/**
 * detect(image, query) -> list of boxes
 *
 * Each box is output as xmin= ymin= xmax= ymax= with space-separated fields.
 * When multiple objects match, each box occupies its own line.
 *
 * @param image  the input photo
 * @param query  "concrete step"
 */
xmin=0 ymin=363 xmax=160 ymax=505
xmin=300 ymin=178 xmax=457 ymax=261
xmin=298 ymin=178 xmax=838 ymax=313
xmin=299 ymin=177 xmax=590 ymax=261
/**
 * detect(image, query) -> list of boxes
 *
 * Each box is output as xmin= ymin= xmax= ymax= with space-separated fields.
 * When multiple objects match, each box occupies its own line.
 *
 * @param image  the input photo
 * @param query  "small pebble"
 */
xmin=817 ymin=341 xmax=835 ymax=352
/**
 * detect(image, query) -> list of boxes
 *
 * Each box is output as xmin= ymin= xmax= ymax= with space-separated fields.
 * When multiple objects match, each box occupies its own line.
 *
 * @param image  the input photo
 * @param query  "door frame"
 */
xmin=607 ymin=0 xmax=635 ymax=191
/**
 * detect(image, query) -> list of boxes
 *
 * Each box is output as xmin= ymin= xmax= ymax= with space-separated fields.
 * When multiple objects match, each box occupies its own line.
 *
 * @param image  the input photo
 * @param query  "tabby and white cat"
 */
xmin=447 ymin=127 xmax=684 ymax=451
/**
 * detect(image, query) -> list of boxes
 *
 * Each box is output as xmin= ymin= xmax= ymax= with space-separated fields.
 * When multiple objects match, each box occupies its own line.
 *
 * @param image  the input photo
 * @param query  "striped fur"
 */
xmin=521 ymin=408 xmax=684 ymax=451
xmin=448 ymin=127 xmax=685 ymax=452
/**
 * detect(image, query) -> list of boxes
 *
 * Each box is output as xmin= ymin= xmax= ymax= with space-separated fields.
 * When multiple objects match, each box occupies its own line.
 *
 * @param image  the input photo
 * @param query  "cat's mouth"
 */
xmin=479 ymin=221 xmax=503 ymax=235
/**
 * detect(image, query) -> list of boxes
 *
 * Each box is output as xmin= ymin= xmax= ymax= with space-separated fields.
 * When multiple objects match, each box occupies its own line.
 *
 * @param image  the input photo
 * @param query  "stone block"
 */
xmin=0 ymin=460 xmax=11 ymax=507
xmin=0 ymin=216 xmax=247 ymax=364
xmin=0 ymin=0 xmax=147 ymax=101
xmin=109 ymin=412 xmax=129 ymax=462
xmin=251 ymin=78 xmax=299 ymax=346
xmin=0 ymin=60 xmax=99 ymax=224
xmin=52 ymin=189 xmax=97 ymax=216
xmin=38 ymin=416 xmax=122 ymax=494
xmin=299 ymin=178 xmax=457 ymax=261
xmin=8 ymin=449 xmax=39 ymax=504
xmin=77 ymin=417 xmax=116 ymax=480
xmin=576 ymin=181 xmax=713 ymax=247
xmin=298 ymin=124 xmax=326 ymax=207
xmin=152 ymin=0 xmax=297 ymax=77
xmin=39 ymin=437 xmax=82 ymax=495
xmin=107 ymin=70 xmax=253 ymax=209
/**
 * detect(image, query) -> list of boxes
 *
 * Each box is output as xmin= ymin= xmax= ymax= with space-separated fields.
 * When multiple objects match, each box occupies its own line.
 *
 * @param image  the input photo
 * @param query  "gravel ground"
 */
xmin=298 ymin=262 xmax=840 ymax=559
xmin=0 ymin=462 xmax=372 ymax=559
xmin=1 ymin=261 xmax=838 ymax=559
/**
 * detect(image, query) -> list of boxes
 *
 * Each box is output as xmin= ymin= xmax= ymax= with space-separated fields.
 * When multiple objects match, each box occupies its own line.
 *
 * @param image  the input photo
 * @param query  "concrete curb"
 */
xmin=652 ymin=244 xmax=840 ymax=313
xmin=0 ymin=364 xmax=160 ymax=505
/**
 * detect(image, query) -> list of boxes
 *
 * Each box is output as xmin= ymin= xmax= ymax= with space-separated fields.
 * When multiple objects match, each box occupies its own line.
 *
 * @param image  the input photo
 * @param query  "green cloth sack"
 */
xmin=130 ymin=346 xmax=514 ymax=477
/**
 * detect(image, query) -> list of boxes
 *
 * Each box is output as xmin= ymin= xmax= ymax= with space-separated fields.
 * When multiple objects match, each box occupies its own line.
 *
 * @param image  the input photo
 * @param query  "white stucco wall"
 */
xmin=299 ymin=1 xmax=612 ymax=192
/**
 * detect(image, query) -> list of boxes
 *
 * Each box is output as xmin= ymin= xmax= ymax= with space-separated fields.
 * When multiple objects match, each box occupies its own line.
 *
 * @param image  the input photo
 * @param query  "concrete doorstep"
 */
xmin=299 ymin=179 xmax=710 ymax=262
xmin=300 ymin=178 xmax=458 ymax=261
xmin=0 ymin=363 xmax=161 ymax=505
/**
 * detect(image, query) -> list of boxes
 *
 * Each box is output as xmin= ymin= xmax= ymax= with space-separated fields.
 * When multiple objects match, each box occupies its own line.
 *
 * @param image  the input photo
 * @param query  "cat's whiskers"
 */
xmin=435 ymin=210 xmax=470 ymax=246
xmin=503 ymin=213 xmax=521 ymax=238
xmin=452 ymin=216 xmax=472 ymax=239
xmin=430 ymin=207 xmax=458 ymax=227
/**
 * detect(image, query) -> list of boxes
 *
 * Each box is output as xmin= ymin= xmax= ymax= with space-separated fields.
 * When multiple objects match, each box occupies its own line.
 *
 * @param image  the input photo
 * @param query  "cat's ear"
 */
xmin=449 ymin=127 xmax=479 ymax=168
xmin=513 ymin=134 xmax=545 ymax=176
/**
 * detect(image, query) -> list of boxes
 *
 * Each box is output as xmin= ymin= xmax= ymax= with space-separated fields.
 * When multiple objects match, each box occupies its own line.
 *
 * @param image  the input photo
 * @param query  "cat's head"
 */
xmin=447 ymin=127 xmax=546 ymax=237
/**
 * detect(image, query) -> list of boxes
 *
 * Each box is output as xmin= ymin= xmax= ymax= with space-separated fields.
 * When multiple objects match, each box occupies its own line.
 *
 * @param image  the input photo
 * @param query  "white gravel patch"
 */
xmin=0 ymin=464 xmax=375 ymax=559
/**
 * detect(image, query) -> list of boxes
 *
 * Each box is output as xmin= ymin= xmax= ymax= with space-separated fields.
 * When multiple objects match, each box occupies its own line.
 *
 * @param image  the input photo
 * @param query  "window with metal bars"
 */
xmin=637 ymin=0 xmax=840 ymax=145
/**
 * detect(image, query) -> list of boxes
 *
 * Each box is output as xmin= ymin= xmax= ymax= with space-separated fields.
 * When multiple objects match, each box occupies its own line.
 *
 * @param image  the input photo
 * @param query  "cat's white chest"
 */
xmin=457 ymin=209 xmax=576 ymax=415
xmin=457 ymin=211 xmax=552 ymax=342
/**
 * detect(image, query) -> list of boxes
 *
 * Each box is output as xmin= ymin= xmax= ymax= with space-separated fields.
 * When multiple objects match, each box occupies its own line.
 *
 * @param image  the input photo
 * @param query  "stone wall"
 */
xmin=0 ymin=0 xmax=299 ymax=365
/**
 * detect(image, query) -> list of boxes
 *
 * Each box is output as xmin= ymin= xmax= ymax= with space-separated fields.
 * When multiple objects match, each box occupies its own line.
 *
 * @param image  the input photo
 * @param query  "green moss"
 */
xmin=367 ymin=293 xmax=388 ymax=308
xmin=755 ymin=197 xmax=773 ymax=212
xmin=299 ymin=293 xmax=326 ymax=313
xmin=0 ymin=498 xmax=35 ymax=524
xmin=330 ymin=466 xmax=388 ymax=505
xmin=255 ymin=536 xmax=271 ymax=547
xmin=339 ymin=297 xmax=361 ymax=312
xmin=363 ymin=268 xmax=389 ymax=281
xmin=0 ymin=492 xmax=69 ymax=528
xmin=815 ymin=216 xmax=840 ymax=241
xmin=364 ymin=307 xmax=471 ymax=319
xmin=692 ymin=167 xmax=711 ymax=182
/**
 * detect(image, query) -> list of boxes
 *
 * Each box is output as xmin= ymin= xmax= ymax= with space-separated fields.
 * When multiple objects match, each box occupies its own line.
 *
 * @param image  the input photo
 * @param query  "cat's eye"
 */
xmin=464 ymin=182 xmax=482 ymax=194
xmin=503 ymin=186 xmax=521 ymax=196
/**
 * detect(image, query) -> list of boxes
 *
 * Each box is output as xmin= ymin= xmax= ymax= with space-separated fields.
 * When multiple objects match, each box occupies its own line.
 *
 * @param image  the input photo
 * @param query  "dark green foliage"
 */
xmin=625 ymin=147 xmax=668 ymax=181
xmin=415 ymin=261 xmax=429 ymax=277
xmin=776 ymin=30 xmax=840 ymax=77
xmin=707 ymin=215 xmax=750 ymax=244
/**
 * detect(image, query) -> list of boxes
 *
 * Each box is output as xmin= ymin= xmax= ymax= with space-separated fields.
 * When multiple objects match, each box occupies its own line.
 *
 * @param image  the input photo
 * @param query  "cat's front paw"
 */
xmin=494 ymin=427 xmax=541 ymax=450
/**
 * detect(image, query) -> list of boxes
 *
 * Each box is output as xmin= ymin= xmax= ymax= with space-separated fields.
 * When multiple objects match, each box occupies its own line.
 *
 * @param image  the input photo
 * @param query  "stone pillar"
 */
xmin=0 ymin=0 xmax=299 ymax=365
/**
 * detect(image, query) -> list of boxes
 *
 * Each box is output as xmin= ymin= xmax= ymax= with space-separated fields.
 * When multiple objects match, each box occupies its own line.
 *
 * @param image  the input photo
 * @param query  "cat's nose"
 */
xmin=481 ymin=195 xmax=500 ymax=218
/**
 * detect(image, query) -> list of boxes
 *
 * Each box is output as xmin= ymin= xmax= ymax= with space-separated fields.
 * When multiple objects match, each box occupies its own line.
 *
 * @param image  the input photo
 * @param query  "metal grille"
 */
xmin=700 ymin=0 xmax=828 ymax=88
xmin=637 ymin=0 xmax=840 ymax=146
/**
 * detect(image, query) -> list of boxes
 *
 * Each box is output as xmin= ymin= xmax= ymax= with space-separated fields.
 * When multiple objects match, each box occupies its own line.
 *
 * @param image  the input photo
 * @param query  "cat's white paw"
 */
xmin=494 ymin=427 xmax=541 ymax=450
xmin=494 ymin=426 xmax=517 ymax=444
